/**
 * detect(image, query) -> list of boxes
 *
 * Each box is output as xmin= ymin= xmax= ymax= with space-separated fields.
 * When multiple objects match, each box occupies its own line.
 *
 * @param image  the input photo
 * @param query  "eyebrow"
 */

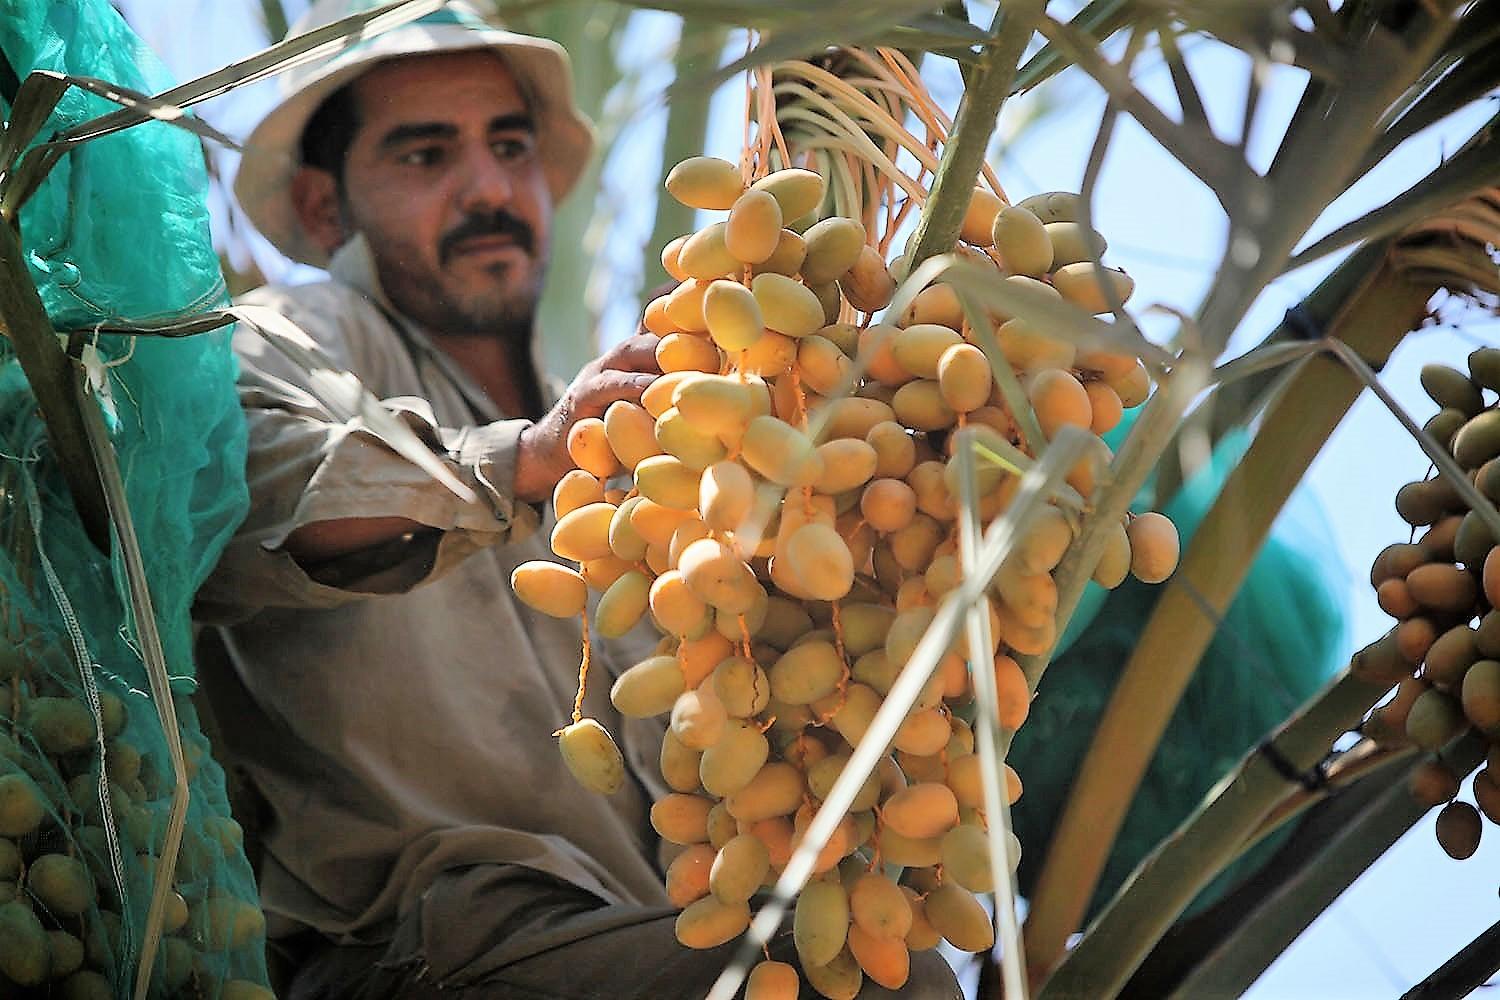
xmin=375 ymin=113 xmax=536 ymax=152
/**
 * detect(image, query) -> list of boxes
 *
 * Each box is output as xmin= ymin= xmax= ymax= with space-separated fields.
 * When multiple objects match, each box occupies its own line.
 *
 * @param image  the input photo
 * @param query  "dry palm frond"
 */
xmin=1392 ymin=186 xmax=1500 ymax=298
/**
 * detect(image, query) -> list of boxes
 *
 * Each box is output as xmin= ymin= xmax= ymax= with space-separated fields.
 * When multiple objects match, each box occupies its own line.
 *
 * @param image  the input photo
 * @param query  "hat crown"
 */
xmin=280 ymin=1 xmax=494 ymax=96
xmin=290 ymin=0 xmax=487 ymax=35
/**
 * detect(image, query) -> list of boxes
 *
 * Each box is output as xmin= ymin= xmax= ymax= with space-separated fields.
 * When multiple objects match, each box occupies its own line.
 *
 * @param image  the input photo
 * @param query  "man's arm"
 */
xmin=277 ymin=332 xmax=661 ymax=565
xmin=281 ymin=515 xmax=426 ymax=564
xmin=194 ymin=380 xmax=516 ymax=620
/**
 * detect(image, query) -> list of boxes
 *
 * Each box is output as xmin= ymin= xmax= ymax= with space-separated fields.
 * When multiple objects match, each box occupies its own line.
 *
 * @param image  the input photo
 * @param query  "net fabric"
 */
xmin=1009 ymin=413 xmax=1350 ymax=920
xmin=0 ymin=0 xmax=260 ymax=995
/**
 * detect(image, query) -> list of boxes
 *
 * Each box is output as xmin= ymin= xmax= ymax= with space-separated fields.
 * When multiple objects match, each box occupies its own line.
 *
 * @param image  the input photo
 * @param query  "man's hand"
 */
xmin=514 ymin=334 xmax=662 ymax=504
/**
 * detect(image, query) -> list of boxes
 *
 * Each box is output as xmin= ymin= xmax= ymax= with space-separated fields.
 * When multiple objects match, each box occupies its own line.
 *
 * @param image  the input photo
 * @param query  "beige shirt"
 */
xmin=195 ymin=237 xmax=670 ymax=944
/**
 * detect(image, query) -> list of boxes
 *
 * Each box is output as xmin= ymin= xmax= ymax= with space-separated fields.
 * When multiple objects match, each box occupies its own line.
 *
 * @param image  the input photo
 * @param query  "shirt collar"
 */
xmin=327 ymin=233 xmax=392 ymax=310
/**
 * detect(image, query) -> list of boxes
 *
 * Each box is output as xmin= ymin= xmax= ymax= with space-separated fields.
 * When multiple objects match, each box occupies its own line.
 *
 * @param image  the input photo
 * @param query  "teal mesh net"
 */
xmin=0 ymin=0 xmax=261 ymax=995
xmin=1010 ymin=410 xmax=1350 ymax=921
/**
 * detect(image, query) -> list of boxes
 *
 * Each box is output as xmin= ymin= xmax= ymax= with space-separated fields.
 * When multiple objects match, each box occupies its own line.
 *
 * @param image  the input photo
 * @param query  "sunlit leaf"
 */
xmin=45 ymin=71 xmax=240 ymax=149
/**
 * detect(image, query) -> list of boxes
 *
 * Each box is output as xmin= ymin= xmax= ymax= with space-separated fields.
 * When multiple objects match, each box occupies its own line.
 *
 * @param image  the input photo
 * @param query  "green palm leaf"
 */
xmin=1012 ymin=0 xmax=1136 ymax=94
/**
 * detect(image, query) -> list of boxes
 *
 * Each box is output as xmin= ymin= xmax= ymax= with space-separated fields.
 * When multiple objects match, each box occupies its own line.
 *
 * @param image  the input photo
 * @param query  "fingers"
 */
xmin=598 ymin=333 xmax=663 ymax=375
xmin=516 ymin=362 xmax=658 ymax=501
xmin=567 ymin=370 xmax=658 ymax=421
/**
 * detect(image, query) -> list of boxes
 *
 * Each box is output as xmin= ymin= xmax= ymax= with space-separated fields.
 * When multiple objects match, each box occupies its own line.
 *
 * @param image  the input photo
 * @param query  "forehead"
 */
xmin=349 ymin=50 xmax=530 ymax=130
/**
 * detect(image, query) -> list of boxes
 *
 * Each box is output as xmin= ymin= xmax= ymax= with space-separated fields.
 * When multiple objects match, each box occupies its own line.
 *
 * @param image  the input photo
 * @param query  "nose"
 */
xmin=454 ymin=142 xmax=515 ymax=215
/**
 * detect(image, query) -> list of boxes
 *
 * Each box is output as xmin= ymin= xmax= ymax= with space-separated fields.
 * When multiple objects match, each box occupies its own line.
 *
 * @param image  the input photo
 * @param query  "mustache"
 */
xmin=439 ymin=212 xmax=535 ymax=264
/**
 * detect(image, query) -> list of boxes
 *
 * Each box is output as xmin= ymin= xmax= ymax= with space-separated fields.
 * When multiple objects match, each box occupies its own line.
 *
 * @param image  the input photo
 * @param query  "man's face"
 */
xmin=337 ymin=51 xmax=552 ymax=341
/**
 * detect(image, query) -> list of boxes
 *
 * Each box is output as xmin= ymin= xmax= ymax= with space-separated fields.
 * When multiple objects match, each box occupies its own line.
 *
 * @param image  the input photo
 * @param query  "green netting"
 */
xmin=0 ymin=0 xmax=261 ymax=996
xmin=1010 ymin=410 xmax=1350 ymax=921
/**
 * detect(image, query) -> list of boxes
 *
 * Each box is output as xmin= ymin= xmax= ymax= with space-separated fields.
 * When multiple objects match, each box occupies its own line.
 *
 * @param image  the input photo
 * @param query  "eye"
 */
xmin=493 ymin=135 xmax=535 ymax=160
xmin=398 ymin=146 xmax=445 ymax=167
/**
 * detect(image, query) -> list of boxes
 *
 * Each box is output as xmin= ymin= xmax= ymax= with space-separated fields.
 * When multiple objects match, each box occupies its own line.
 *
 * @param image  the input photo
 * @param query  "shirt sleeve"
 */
xmin=195 ymin=285 xmax=541 ymax=623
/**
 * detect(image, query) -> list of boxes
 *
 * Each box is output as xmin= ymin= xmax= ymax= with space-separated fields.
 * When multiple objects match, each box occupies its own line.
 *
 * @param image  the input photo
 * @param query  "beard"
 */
xmin=366 ymin=236 xmax=549 ymax=347
xmin=374 ymin=254 xmax=544 ymax=345
xmin=428 ymin=259 xmax=544 ymax=342
xmin=353 ymin=205 xmax=547 ymax=345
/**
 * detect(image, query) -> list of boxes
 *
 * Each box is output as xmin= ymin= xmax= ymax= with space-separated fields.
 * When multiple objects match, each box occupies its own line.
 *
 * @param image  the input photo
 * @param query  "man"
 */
xmin=199 ymin=2 xmax=963 ymax=997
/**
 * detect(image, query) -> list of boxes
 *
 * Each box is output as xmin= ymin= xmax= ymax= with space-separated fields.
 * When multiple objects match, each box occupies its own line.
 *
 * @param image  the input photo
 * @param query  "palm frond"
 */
xmin=1362 ymin=17 xmax=1500 ymax=171
xmin=644 ymin=17 xmax=729 ymax=290
xmin=1024 ymin=181 xmax=1500 ymax=986
xmin=62 ymin=0 xmax=447 ymax=146
xmin=1400 ymin=914 xmax=1500 ymax=1000
xmin=3 ymin=0 xmax=451 ymax=219
xmin=258 ymin=0 xmax=293 ymax=42
xmin=1175 ymin=0 xmax=1353 ymax=79
xmin=1131 ymin=731 xmax=1487 ymax=999
xmin=0 ymin=67 xmax=246 ymax=217
xmin=1286 ymin=140 xmax=1500 ymax=272
xmin=1011 ymin=0 xmax=1137 ymax=95
xmin=0 ymin=70 xmax=67 ymax=175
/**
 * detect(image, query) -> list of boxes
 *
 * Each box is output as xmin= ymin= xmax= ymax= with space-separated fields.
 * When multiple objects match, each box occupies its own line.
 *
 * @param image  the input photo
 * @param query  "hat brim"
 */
xmin=235 ymin=23 xmax=594 ymax=267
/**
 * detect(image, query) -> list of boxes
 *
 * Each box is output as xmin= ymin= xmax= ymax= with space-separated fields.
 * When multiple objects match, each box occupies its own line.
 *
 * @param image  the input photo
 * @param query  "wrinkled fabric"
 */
xmin=196 ymin=237 xmax=670 ymax=946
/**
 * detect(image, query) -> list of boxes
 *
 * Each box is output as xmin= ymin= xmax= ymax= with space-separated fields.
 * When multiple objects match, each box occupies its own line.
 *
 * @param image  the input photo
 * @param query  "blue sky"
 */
xmin=120 ymin=3 xmax=1499 ymax=995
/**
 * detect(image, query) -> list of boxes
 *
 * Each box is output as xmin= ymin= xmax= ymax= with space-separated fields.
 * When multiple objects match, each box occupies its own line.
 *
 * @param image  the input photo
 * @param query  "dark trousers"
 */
xmin=285 ymin=865 xmax=965 ymax=1000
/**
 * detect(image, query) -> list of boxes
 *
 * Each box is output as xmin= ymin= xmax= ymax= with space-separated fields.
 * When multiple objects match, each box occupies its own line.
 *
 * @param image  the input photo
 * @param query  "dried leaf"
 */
xmin=0 ymin=71 xmax=67 ymax=171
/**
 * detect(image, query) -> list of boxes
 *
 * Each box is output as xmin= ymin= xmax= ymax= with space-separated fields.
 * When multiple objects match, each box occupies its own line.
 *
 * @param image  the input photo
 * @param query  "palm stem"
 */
xmin=905 ymin=1 xmax=1039 ymax=270
xmin=1023 ymin=249 xmax=1439 ymax=982
xmin=1038 ymin=667 xmax=1399 ymax=998
xmin=1132 ymin=730 xmax=1489 ymax=999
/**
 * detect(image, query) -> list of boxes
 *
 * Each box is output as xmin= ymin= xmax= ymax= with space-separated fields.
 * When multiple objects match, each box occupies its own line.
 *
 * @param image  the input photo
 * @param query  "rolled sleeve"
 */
xmin=441 ymin=417 xmax=541 ymax=540
xmin=277 ymin=398 xmax=538 ymax=545
xmin=195 ymin=283 xmax=542 ymax=622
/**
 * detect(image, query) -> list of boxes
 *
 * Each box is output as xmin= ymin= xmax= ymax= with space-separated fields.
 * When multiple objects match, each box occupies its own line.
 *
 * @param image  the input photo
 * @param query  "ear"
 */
xmin=290 ymin=166 xmax=348 ymax=257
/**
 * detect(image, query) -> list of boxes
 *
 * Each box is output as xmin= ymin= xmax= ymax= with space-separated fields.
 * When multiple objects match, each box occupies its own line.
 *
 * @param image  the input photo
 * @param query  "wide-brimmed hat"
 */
xmin=235 ymin=0 xmax=595 ymax=266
